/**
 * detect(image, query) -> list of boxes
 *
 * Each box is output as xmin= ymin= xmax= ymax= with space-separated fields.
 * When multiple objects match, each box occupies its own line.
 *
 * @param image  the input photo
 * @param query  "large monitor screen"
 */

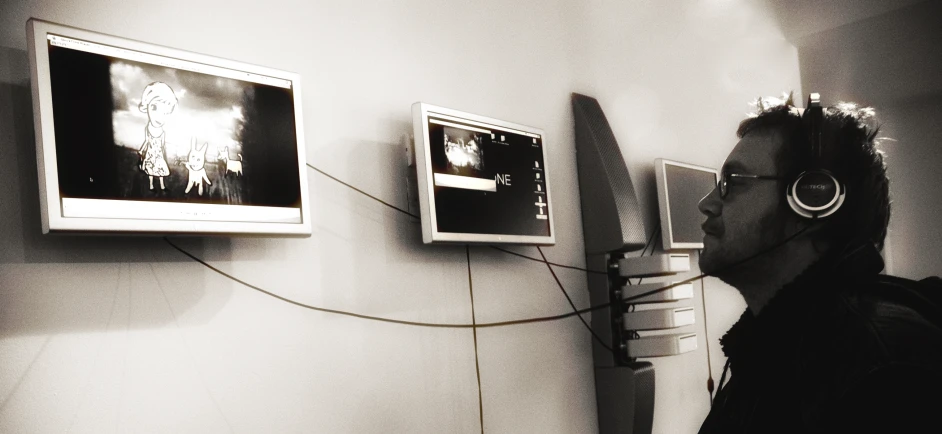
xmin=654 ymin=159 xmax=718 ymax=250
xmin=412 ymin=103 xmax=555 ymax=245
xmin=26 ymin=19 xmax=311 ymax=236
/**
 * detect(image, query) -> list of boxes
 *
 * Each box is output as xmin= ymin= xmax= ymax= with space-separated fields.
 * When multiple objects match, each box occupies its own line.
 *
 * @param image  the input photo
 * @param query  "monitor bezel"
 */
xmin=26 ymin=18 xmax=311 ymax=237
xmin=411 ymin=102 xmax=556 ymax=245
xmin=654 ymin=158 xmax=718 ymax=251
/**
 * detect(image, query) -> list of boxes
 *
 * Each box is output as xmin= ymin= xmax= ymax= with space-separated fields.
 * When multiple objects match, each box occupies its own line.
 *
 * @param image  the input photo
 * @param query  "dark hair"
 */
xmin=735 ymin=95 xmax=891 ymax=251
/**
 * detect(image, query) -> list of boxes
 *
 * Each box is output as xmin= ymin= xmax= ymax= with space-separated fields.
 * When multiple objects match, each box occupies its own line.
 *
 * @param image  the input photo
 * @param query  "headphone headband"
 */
xmin=787 ymin=92 xmax=845 ymax=219
xmin=804 ymin=93 xmax=823 ymax=163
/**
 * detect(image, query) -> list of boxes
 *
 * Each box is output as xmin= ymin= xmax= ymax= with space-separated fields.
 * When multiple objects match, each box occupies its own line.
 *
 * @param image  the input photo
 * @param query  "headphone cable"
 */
xmin=623 ymin=223 xmax=813 ymax=303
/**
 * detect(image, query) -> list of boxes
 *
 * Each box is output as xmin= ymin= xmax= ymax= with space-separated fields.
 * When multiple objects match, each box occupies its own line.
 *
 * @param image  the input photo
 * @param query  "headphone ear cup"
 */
xmin=786 ymin=170 xmax=845 ymax=218
xmin=786 ymin=185 xmax=815 ymax=218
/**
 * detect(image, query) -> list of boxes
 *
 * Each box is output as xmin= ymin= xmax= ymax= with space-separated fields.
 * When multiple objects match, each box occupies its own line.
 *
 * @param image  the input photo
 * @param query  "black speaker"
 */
xmin=572 ymin=93 xmax=648 ymax=254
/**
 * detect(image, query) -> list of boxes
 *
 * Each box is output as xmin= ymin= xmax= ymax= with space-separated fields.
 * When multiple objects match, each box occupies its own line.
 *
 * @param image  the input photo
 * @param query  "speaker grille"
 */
xmin=572 ymin=93 xmax=648 ymax=253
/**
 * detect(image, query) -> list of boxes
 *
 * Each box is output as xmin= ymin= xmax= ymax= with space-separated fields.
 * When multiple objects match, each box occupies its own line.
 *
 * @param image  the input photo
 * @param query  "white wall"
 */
xmin=0 ymin=1 xmax=597 ymax=433
xmin=14 ymin=1 xmax=919 ymax=433
xmin=878 ymin=100 xmax=942 ymax=279
xmin=569 ymin=1 xmax=802 ymax=433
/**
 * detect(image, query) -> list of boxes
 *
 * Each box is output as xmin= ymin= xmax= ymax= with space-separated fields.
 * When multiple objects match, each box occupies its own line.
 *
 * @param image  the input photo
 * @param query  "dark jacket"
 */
xmin=698 ymin=245 xmax=942 ymax=434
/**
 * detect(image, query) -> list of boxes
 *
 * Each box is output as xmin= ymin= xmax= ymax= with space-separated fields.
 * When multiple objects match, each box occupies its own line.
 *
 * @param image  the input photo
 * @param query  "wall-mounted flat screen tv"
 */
xmin=654 ymin=158 xmax=718 ymax=250
xmin=412 ymin=103 xmax=555 ymax=245
xmin=26 ymin=18 xmax=311 ymax=236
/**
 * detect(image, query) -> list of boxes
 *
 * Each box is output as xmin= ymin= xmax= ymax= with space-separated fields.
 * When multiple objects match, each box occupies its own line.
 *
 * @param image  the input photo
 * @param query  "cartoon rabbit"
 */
xmin=185 ymin=137 xmax=212 ymax=195
xmin=217 ymin=146 xmax=243 ymax=176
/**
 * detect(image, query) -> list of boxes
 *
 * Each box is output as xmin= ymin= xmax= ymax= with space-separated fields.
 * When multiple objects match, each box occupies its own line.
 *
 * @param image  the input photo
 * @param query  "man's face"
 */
xmin=698 ymin=127 xmax=792 ymax=276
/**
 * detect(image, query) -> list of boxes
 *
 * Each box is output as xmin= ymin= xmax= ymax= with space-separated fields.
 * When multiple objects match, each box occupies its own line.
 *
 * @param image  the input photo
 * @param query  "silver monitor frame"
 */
xmin=654 ymin=158 xmax=718 ymax=250
xmin=411 ymin=102 xmax=555 ymax=245
xmin=26 ymin=18 xmax=311 ymax=236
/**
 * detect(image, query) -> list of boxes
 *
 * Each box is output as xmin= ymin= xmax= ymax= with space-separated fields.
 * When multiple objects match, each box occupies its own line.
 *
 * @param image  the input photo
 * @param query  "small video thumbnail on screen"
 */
xmin=443 ymin=126 xmax=487 ymax=177
xmin=432 ymin=123 xmax=496 ymax=192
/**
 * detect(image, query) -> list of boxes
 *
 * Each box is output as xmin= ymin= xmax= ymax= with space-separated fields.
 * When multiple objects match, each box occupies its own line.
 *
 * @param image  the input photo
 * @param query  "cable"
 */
xmin=164 ymin=216 xmax=813 ymax=332
xmin=305 ymin=163 xmax=601 ymax=275
xmin=623 ymin=223 xmax=813 ymax=303
xmin=697 ymin=249 xmax=715 ymax=406
xmin=639 ymin=224 xmax=660 ymax=258
xmin=163 ymin=237 xmax=613 ymax=329
xmin=170 ymin=159 xmax=816 ymax=332
xmin=306 ymin=163 xmax=418 ymax=219
xmin=537 ymin=246 xmax=614 ymax=354
xmin=704 ymin=219 xmax=819 ymax=405
xmin=635 ymin=225 xmax=662 ymax=285
xmin=466 ymin=246 xmax=485 ymax=434
xmin=488 ymin=246 xmax=606 ymax=275
xmin=165 ymin=220 xmax=812 ymax=331
xmin=492 ymin=224 xmax=661 ymax=277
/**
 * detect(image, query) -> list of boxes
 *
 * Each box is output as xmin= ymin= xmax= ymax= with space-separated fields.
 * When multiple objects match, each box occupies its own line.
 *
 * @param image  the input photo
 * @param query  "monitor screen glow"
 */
xmin=27 ymin=19 xmax=311 ymax=236
xmin=654 ymin=159 xmax=718 ymax=250
xmin=412 ymin=103 xmax=555 ymax=245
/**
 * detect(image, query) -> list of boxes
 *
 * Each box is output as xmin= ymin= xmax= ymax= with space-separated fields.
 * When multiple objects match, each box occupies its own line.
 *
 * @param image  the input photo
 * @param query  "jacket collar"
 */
xmin=718 ymin=243 xmax=885 ymax=365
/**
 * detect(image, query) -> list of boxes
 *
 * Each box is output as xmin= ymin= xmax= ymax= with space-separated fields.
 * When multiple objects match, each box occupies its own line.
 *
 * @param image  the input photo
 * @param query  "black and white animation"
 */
xmin=46 ymin=40 xmax=302 ymax=210
xmin=111 ymin=60 xmax=250 ymax=202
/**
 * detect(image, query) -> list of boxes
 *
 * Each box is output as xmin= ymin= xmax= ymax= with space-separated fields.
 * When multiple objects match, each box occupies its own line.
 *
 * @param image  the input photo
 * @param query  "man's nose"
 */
xmin=698 ymin=185 xmax=722 ymax=218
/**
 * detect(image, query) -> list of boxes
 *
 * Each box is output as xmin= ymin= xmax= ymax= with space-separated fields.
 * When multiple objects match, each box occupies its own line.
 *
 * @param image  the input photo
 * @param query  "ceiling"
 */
xmin=767 ymin=0 xmax=931 ymax=42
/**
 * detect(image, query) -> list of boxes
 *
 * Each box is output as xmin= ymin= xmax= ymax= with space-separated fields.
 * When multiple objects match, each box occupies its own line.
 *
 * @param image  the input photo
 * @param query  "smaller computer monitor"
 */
xmin=654 ymin=159 xmax=718 ymax=250
xmin=411 ymin=103 xmax=555 ymax=245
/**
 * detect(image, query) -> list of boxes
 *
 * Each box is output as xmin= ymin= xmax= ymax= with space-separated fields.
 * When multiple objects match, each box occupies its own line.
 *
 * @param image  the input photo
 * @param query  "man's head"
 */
xmin=698 ymin=94 xmax=890 ymax=282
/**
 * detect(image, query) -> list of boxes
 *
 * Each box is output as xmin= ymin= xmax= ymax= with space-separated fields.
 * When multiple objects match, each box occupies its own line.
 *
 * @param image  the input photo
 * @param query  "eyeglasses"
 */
xmin=718 ymin=169 xmax=783 ymax=198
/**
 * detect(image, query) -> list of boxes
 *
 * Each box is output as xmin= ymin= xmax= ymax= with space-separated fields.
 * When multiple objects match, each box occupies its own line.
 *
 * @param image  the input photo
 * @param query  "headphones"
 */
xmin=785 ymin=93 xmax=846 ymax=219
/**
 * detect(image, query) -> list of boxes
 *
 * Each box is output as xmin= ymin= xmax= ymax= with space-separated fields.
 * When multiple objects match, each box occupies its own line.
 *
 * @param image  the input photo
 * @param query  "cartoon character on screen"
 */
xmin=217 ymin=146 xmax=243 ymax=176
xmin=184 ymin=138 xmax=212 ymax=195
xmin=137 ymin=82 xmax=178 ymax=191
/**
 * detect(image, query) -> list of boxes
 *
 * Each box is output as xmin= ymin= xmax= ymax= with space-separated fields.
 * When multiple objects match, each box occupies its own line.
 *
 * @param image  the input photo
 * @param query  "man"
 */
xmin=696 ymin=93 xmax=942 ymax=433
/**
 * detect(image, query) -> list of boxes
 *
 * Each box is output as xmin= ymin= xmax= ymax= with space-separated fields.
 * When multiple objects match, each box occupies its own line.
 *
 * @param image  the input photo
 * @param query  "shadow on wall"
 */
xmin=0 ymin=46 xmax=233 ymax=337
xmin=793 ymin=0 xmax=942 ymax=106
xmin=364 ymin=132 xmax=474 ymax=319
xmin=335 ymin=132 xmax=469 ymax=320
xmin=787 ymin=0 xmax=942 ymax=279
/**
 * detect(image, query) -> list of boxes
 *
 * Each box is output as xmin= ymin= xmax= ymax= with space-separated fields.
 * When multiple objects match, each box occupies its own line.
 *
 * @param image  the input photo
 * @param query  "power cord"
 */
xmin=307 ymin=163 xmax=417 ymax=219
xmin=164 ymin=237 xmax=613 ymax=329
xmin=167 ymin=166 xmax=811 ymax=337
xmin=526 ymin=225 xmax=661 ymax=355
xmin=466 ymin=246 xmax=485 ymax=434
xmin=306 ymin=163 xmax=602 ymax=275
xmin=537 ymin=246 xmax=613 ymax=353
xmin=634 ymin=224 xmax=662 ymax=286
xmin=489 ymin=246 xmax=607 ymax=275
xmin=696 ymin=249 xmax=716 ymax=406
xmin=164 ymin=221 xmax=813 ymax=332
